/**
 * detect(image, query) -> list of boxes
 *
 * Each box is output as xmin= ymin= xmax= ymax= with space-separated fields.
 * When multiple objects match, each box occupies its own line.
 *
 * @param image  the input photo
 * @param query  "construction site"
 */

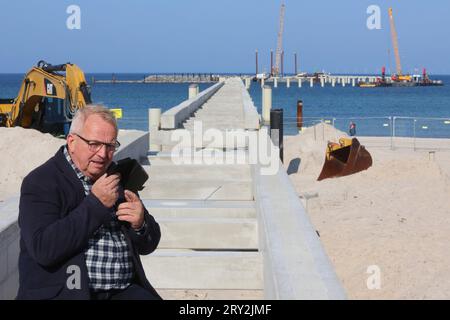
xmin=253 ymin=4 xmax=443 ymax=88
xmin=1 ymin=1 xmax=449 ymax=302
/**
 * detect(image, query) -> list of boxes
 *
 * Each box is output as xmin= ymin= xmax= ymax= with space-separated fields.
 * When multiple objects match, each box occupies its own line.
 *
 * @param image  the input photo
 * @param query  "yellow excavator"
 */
xmin=0 ymin=60 xmax=91 ymax=135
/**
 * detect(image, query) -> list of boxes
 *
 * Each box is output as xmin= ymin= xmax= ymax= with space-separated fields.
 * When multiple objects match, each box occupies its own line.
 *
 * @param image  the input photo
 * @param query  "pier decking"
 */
xmin=141 ymin=78 xmax=345 ymax=299
xmin=142 ymin=78 xmax=262 ymax=299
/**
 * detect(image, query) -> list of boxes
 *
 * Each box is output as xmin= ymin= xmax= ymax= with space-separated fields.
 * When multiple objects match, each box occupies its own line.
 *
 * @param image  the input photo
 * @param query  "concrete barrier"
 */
xmin=252 ymin=135 xmax=346 ymax=299
xmin=241 ymin=82 xmax=260 ymax=130
xmin=0 ymin=130 xmax=150 ymax=300
xmin=160 ymin=82 xmax=225 ymax=129
xmin=114 ymin=129 xmax=149 ymax=162
xmin=0 ymin=196 xmax=20 ymax=300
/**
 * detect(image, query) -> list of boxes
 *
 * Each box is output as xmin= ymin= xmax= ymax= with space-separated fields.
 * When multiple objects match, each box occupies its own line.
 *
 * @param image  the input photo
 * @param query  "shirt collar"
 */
xmin=64 ymin=145 xmax=93 ymax=184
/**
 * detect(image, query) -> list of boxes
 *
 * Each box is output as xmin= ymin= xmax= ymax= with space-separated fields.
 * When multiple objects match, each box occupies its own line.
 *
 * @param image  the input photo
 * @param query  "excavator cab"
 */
xmin=30 ymin=97 xmax=69 ymax=134
xmin=317 ymin=137 xmax=373 ymax=181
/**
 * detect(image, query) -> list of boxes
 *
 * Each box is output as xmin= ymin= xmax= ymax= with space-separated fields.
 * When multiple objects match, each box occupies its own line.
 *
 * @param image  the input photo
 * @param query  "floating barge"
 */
xmin=358 ymin=68 xmax=444 ymax=88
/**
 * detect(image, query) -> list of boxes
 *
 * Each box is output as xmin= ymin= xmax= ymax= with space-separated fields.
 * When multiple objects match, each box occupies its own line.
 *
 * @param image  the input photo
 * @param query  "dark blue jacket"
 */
xmin=17 ymin=146 xmax=161 ymax=300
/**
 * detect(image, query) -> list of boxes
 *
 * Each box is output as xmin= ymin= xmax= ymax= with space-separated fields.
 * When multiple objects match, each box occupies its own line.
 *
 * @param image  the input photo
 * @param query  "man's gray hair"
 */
xmin=69 ymin=104 xmax=118 ymax=135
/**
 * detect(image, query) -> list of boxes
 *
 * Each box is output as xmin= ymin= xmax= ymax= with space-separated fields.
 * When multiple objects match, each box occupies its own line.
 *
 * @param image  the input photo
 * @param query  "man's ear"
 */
xmin=66 ymin=134 xmax=76 ymax=152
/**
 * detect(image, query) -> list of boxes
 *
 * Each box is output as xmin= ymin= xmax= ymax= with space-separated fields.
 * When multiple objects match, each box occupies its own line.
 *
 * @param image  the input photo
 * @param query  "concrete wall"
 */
xmin=160 ymin=82 xmax=224 ymax=129
xmin=241 ymin=80 xmax=260 ymax=130
xmin=0 ymin=196 xmax=20 ymax=300
xmin=0 ymin=131 xmax=149 ymax=300
xmin=114 ymin=129 xmax=149 ymax=162
xmin=252 ymin=134 xmax=346 ymax=300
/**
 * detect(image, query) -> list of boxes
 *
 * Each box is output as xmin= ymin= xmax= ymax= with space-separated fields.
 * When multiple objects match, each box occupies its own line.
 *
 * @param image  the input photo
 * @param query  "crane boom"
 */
xmin=388 ymin=8 xmax=402 ymax=76
xmin=274 ymin=3 xmax=285 ymax=76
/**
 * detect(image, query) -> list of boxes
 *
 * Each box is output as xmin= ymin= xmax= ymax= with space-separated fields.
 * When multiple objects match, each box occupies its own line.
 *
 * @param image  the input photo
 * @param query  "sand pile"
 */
xmin=284 ymin=124 xmax=450 ymax=299
xmin=0 ymin=127 xmax=65 ymax=202
xmin=288 ymin=123 xmax=347 ymax=180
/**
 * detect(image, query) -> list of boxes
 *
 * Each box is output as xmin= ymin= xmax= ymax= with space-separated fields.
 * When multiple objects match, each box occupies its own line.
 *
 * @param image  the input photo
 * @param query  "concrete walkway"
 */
xmin=141 ymin=78 xmax=263 ymax=299
xmin=141 ymin=78 xmax=345 ymax=300
xmin=140 ymin=159 xmax=263 ymax=299
xmin=182 ymin=79 xmax=246 ymax=131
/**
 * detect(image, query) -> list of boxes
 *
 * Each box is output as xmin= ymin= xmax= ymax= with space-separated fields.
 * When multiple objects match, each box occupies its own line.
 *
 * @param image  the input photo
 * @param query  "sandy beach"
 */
xmin=0 ymin=127 xmax=65 ymax=203
xmin=284 ymin=124 xmax=450 ymax=299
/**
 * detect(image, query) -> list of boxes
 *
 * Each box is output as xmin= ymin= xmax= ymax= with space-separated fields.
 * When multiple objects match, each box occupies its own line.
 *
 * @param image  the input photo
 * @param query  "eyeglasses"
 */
xmin=74 ymin=134 xmax=120 ymax=152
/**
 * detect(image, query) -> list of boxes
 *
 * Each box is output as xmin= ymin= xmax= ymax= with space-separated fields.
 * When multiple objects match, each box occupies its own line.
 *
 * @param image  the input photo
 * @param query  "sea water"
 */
xmin=1 ymin=73 xmax=449 ymax=138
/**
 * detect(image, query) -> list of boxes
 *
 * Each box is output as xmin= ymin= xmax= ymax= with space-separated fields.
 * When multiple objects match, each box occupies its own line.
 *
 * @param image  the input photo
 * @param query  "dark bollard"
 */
xmin=270 ymin=108 xmax=284 ymax=163
xmin=297 ymin=100 xmax=303 ymax=129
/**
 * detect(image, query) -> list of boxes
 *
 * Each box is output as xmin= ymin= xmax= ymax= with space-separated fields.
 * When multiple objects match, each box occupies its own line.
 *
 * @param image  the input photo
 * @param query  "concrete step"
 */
xmin=144 ymin=164 xmax=252 ymax=181
xmin=184 ymin=115 xmax=245 ymax=121
xmin=195 ymin=110 xmax=244 ymax=115
xmin=152 ymin=128 xmax=249 ymax=148
xmin=149 ymin=207 xmax=257 ymax=219
xmin=185 ymin=118 xmax=244 ymax=124
xmin=183 ymin=120 xmax=245 ymax=127
xmin=141 ymin=249 xmax=263 ymax=290
xmin=140 ymin=180 xmax=253 ymax=200
xmin=193 ymin=104 xmax=243 ymax=110
xmin=183 ymin=122 xmax=245 ymax=130
xmin=157 ymin=289 xmax=264 ymax=300
xmin=143 ymin=199 xmax=256 ymax=219
xmin=186 ymin=109 xmax=244 ymax=113
xmin=160 ymin=144 xmax=250 ymax=153
xmin=157 ymin=217 xmax=258 ymax=249
xmin=158 ymin=138 xmax=249 ymax=149
xmin=147 ymin=151 xmax=251 ymax=166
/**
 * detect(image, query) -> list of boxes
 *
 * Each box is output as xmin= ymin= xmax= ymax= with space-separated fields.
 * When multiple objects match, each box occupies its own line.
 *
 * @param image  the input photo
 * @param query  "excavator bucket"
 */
xmin=317 ymin=138 xmax=372 ymax=181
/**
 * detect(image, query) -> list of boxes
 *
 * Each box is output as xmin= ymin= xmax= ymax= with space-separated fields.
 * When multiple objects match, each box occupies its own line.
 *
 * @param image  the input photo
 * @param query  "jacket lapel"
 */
xmin=53 ymin=145 xmax=85 ymax=198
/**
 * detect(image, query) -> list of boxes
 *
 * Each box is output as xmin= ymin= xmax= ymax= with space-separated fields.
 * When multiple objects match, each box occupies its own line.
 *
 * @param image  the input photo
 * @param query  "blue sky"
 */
xmin=0 ymin=0 xmax=449 ymax=74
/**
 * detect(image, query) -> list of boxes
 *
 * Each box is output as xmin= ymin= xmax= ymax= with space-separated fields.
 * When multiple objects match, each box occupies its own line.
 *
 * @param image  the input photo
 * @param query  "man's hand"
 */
xmin=116 ymin=190 xmax=145 ymax=230
xmin=91 ymin=173 xmax=120 ymax=208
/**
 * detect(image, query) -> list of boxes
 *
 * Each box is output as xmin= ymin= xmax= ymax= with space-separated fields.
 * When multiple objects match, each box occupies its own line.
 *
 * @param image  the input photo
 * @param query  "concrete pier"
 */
xmin=143 ymin=78 xmax=345 ymax=300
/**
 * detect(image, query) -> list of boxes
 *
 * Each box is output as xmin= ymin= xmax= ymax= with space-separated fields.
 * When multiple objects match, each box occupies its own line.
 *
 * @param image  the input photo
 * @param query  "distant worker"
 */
xmin=349 ymin=121 xmax=356 ymax=136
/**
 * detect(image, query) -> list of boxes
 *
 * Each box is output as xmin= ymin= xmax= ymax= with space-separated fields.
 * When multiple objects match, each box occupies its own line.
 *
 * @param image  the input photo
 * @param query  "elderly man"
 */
xmin=17 ymin=105 xmax=161 ymax=300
